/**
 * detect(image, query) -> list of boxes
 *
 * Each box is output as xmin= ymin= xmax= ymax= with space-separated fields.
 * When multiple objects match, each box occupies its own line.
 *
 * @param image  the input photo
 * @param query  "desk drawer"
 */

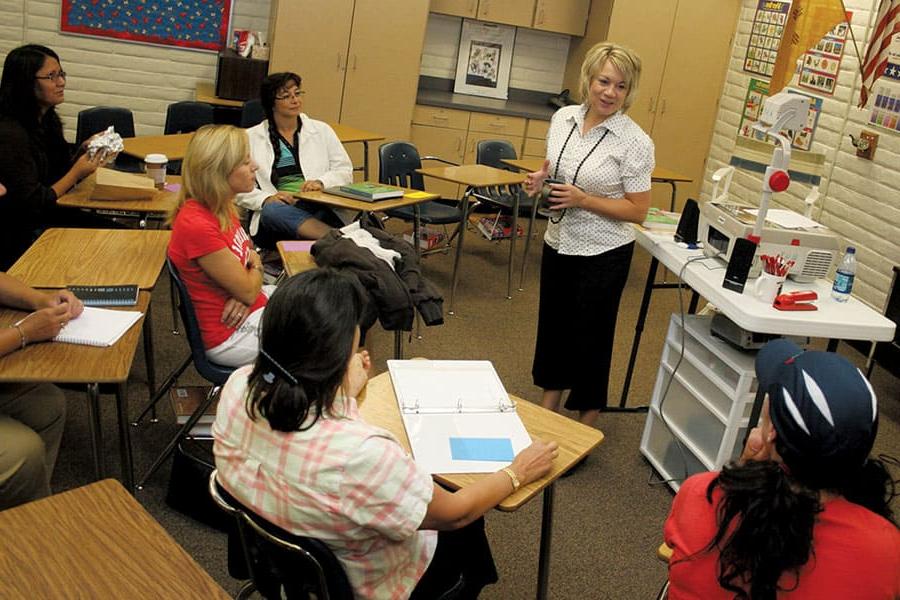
xmin=468 ymin=112 xmax=526 ymax=137
xmin=526 ymin=118 xmax=550 ymax=140
xmin=412 ymin=105 xmax=470 ymax=130
xmin=523 ymin=138 xmax=546 ymax=158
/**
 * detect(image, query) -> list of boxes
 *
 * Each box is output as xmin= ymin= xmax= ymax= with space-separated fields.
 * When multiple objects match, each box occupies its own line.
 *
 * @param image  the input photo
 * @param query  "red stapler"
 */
xmin=774 ymin=290 xmax=818 ymax=311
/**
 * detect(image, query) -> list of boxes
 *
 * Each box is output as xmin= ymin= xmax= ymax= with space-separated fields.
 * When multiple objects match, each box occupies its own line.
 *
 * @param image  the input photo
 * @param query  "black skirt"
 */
xmin=532 ymin=241 xmax=634 ymax=410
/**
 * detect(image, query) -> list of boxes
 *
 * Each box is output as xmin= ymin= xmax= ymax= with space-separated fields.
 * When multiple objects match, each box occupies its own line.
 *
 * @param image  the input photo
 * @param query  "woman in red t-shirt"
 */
xmin=168 ymin=125 xmax=269 ymax=367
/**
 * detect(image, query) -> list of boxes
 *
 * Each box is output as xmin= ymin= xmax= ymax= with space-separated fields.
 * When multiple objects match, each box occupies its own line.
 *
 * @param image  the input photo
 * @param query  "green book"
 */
xmin=337 ymin=182 xmax=404 ymax=200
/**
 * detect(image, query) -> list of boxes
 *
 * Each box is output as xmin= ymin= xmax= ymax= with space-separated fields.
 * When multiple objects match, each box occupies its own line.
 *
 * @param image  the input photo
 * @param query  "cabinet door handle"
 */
xmin=489 ymin=121 xmax=505 ymax=129
xmin=351 ymin=55 xmax=357 ymax=71
xmin=481 ymin=0 xmax=489 ymax=15
xmin=470 ymin=0 xmax=476 ymax=13
xmin=432 ymin=115 xmax=449 ymax=122
xmin=647 ymin=96 xmax=656 ymax=114
xmin=537 ymin=8 xmax=545 ymax=24
xmin=336 ymin=53 xmax=343 ymax=71
xmin=456 ymin=136 xmax=462 ymax=153
xmin=659 ymin=99 xmax=667 ymax=116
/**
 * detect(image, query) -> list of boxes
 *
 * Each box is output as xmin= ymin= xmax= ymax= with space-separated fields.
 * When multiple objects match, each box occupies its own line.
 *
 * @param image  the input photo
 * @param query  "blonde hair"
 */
xmin=578 ymin=42 xmax=642 ymax=113
xmin=169 ymin=124 xmax=248 ymax=231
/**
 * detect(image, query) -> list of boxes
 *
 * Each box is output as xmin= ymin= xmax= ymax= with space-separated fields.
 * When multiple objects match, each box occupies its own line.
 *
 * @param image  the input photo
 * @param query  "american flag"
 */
xmin=859 ymin=0 xmax=900 ymax=107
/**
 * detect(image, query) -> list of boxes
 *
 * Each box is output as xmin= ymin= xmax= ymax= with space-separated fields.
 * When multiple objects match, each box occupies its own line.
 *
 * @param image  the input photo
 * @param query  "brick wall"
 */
xmin=0 ymin=0 xmax=271 ymax=139
xmin=701 ymin=0 xmax=899 ymax=309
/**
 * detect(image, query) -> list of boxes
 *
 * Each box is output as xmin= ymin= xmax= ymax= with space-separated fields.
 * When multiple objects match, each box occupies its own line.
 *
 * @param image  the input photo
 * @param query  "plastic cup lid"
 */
xmin=145 ymin=153 xmax=168 ymax=164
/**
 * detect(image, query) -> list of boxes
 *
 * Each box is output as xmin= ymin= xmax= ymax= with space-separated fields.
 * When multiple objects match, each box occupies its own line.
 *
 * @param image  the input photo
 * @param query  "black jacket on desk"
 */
xmin=0 ymin=115 xmax=71 ymax=269
xmin=312 ymin=224 xmax=444 ymax=332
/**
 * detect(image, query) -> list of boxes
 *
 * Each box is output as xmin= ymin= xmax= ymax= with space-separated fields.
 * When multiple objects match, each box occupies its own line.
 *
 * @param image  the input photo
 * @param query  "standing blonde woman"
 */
xmin=168 ymin=125 xmax=269 ymax=367
xmin=525 ymin=42 xmax=655 ymax=430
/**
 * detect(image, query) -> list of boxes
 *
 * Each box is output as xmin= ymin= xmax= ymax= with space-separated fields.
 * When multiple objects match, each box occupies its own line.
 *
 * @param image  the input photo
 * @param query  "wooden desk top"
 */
xmin=500 ymin=158 xmax=692 ymax=184
xmin=0 ymin=293 xmax=149 ymax=384
xmin=0 ymin=479 xmax=229 ymax=598
xmin=277 ymin=243 xmax=317 ymax=277
xmin=293 ymin=186 xmax=438 ymax=213
xmin=417 ymin=164 xmax=526 ymax=188
xmin=122 ymin=133 xmax=194 ymax=160
xmin=196 ymin=81 xmax=243 ymax=107
xmin=359 ymin=371 xmax=604 ymax=511
xmin=8 ymin=229 xmax=171 ymax=290
xmin=56 ymin=172 xmax=180 ymax=214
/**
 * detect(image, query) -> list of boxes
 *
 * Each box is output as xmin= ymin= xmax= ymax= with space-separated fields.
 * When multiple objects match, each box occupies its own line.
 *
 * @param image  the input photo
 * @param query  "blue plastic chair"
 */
xmin=241 ymin=99 xmax=266 ymax=128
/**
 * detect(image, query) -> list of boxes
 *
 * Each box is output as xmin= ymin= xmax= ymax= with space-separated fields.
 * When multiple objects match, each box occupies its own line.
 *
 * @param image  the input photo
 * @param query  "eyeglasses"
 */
xmin=35 ymin=70 xmax=67 ymax=83
xmin=275 ymin=90 xmax=305 ymax=101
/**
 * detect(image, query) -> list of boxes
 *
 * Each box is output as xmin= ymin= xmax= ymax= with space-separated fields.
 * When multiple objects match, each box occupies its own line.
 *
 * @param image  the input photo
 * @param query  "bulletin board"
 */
xmin=797 ymin=16 xmax=851 ymax=97
xmin=61 ymin=0 xmax=232 ymax=51
xmin=743 ymin=0 xmax=789 ymax=78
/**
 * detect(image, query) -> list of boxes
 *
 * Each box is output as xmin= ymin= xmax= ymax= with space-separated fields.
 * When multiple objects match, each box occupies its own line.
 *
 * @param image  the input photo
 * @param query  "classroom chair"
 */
xmin=378 ymin=141 xmax=464 ymax=256
xmin=240 ymin=98 xmax=265 ymax=128
xmin=164 ymin=101 xmax=214 ymax=174
xmin=75 ymin=106 xmax=142 ymax=172
xmin=132 ymin=258 xmax=235 ymax=490
xmin=474 ymin=139 xmax=538 ymax=294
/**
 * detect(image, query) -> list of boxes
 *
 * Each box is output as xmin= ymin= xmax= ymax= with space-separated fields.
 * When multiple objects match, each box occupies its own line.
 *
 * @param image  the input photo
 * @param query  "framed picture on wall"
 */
xmin=454 ymin=20 xmax=516 ymax=100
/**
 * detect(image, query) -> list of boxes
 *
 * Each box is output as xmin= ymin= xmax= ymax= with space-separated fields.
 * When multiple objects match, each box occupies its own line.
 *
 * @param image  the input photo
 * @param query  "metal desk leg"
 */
xmin=619 ymin=257 xmax=660 ymax=407
xmin=393 ymin=330 xmax=403 ymax=359
xmin=116 ymin=382 xmax=135 ymax=494
xmin=744 ymin=388 xmax=767 ymax=447
xmin=363 ymin=141 xmax=370 ymax=181
xmin=86 ymin=383 xmax=103 ymax=480
xmin=519 ymin=195 xmax=540 ymax=291
xmin=170 ymin=271 xmax=180 ymax=335
xmin=448 ymin=188 xmax=472 ymax=315
xmin=142 ymin=302 xmax=158 ymax=422
xmin=668 ymin=181 xmax=678 ymax=212
xmin=826 ymin=338 xmax=839 ymax=352
xmin=506 ymin=195 xmax=519 ymax=300
xmin=536 ymin=483 xmax=556 ymax=600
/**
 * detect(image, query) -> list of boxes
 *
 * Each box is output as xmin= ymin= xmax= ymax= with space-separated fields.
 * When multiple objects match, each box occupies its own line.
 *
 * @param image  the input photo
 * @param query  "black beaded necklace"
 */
xmin=549 ymin=122 xmax=609 ymax=224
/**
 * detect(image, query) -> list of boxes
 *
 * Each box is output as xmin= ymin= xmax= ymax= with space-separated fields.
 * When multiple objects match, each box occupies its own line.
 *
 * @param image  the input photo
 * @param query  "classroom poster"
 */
xmin=737 ymin=79 xmax=822 ymax=150
xmin=744 ymin=0 xmax=790 ymax=78
xmin=866 ymin=33 xmax=900 ymax=133
xmin=797 ymin=16 xmax=851 ymax=96
xmin=60 ymin=0 xmax=231 ymax=51
xmin=454 ymin=20 xmax=516 ymax=100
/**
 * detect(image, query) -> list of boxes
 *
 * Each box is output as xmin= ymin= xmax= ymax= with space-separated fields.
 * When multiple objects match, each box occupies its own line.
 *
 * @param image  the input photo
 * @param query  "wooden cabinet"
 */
xmin=523 ymin=118 xmax=549 ymax=160
xmin=430 ymin=0 xmax=587 ymax=35
xmin=564 ymin=0 xmax=740 ymax=209
xmin=268 ymin=0 xmax=428 ymax=177
xmin=463 ymin=112 xmax=526 ymax=163
xmin=411 ymin=106 xmax=470 ymax=199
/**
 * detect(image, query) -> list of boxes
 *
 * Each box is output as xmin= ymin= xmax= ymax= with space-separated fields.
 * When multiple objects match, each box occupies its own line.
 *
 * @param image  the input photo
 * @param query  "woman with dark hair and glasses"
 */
xmin=0 ymin=44 xmax=104 ymax=269
xmin=213 ymin=269 xmax=558 ymax=599
xmin=235 ymin=72 xmax=352 ymax=247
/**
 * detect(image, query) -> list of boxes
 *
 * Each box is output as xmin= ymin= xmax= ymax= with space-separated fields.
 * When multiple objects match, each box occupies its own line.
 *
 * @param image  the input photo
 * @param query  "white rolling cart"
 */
xmin=641 ymin=314 xmax=759 ymax=491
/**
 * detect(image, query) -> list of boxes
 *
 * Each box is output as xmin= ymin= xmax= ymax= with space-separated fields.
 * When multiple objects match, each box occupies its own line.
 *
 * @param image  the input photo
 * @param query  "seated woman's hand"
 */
xmin=301 ymin=179 xmax=324 ymax=192
xmin=265 ymin=191 xmax=295 ymax=206
xmin=523 ymin=159 xmax=550 ymax=196
xmin=41 ymin=289 xmax=84 ymax=319
xmin=343 ymin=349 xmax=370 ymax=399
xmin=739 ymin=427 xmax=772 ymax=464
xmin=21 ymin=304 xmax=71 ymax=344
xmin=508 ymin=438 xmax=559 ymax=487
xmin=221 ymin=297 xmax=250 ymax=328
xmin=72 ymin=151 xmax=103 ymax=179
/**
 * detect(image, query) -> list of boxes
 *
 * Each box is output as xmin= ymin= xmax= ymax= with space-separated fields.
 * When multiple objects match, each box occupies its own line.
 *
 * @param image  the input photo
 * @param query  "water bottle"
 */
xmin=831 ymin=246 xmax=856 ymax=302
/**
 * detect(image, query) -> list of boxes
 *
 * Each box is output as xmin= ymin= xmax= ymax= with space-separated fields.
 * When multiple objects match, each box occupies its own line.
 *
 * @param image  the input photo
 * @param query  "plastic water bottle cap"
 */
xmin=846 ymin=246 xmax=856 ymax=253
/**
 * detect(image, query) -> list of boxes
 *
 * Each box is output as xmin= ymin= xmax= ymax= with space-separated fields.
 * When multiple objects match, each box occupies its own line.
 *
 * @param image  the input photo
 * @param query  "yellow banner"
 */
xmin=770 ymin=0 xmax=847 ymax=93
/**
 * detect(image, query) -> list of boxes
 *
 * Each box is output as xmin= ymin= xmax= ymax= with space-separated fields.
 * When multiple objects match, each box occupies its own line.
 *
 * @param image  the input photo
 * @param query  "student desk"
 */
xmin=0 ymin=293 xmax=150 ymax=492
xmin=620 ymin=228 xmax=897 ymax=409
xmin=194 ymin=83 xmax=386 ymax=180
xmin=0 ymin=479 xmax=229 ymax=598
xmin=416 ymin=165 xmax=527 ymax=313
xmin=291 ymin=186 xmax=438 ymax=218
xmin=122 ymin=133 xmax=194 ymax=161
xmin=56 ymin=172 xmax=180 ymax=228
xmin=7 ymin=228 xmax=172 ymax=490
xmin=360 ymin=370 xmax=604 ymax=600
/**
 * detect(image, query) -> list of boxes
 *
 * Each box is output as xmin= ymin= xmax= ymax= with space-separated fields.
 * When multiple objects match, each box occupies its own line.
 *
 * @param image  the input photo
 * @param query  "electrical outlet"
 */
xmin=857 ymin=130 xmax=878 ymax=160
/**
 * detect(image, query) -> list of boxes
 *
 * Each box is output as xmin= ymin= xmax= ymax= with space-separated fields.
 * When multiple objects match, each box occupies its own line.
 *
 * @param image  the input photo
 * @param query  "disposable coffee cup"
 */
xmin=144 ymin=153 xmax=168 ymax=189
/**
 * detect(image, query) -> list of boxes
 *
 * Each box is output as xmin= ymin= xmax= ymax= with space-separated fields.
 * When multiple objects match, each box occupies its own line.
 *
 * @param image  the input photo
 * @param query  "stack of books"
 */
xmin=470 ymin=215 xmax=524 ymax=241
xmin=641 ymin=207 xmax=680 ymax=231
xmin=326 ymin=182 xmax=404 ymax=201
xmin=169 ymin=386 xmax=218 ymax=437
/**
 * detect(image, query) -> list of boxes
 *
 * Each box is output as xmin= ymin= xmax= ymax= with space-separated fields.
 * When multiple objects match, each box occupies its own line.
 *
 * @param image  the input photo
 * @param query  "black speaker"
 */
xmin=675 ymin=198 xmax=700 ymax=244
xmin=723 ymin=237 xmax=758 ymax=293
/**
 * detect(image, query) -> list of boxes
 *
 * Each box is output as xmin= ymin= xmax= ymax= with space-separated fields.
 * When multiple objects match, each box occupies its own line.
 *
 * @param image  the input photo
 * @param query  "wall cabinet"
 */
xmin=430 ymin=0 xmax=588 ymax=35
xmin=640 ymin=315 xmax=758 ymax=491
xmin=564 ymin=0 xmax=740 ymax=208
xmin=268 ymin=0 xmax=429 ymax=177
xmin=523 ymin=119 xmax=549 ymax=160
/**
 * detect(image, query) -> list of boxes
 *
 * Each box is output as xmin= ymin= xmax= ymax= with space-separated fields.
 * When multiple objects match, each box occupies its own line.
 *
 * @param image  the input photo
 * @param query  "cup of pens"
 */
xmin=753 ymin=254 xmax=794 ymax=304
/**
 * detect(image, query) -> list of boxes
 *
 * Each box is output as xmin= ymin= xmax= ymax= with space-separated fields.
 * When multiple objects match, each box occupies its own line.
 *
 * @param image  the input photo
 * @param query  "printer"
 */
xmin=698 ymin=200 xmax=839 ymax=282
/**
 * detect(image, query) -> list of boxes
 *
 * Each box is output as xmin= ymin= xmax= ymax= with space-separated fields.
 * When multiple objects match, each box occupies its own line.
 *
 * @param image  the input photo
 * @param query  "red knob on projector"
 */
xmin=768 ymin=170 xmax=790 ymax=192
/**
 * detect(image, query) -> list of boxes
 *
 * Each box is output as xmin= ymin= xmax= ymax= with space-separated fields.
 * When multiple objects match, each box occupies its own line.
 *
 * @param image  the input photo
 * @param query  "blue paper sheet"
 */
xmin=449 ymin=437 xmax=514 ymax=462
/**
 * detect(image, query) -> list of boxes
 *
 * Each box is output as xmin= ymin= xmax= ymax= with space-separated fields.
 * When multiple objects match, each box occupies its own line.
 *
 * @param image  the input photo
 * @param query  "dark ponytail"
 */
xmin=705 ymin=461 xmax=822 ymax=599
xmin=245 ymin=269 xmax=366 ymax=432
xmin=837 ymin=456 xmax=899 ymax=525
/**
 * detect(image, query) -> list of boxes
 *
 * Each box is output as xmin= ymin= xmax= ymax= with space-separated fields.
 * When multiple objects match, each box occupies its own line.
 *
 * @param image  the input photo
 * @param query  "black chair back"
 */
xmin=379 ymin=141 xmax=427 ymax=191
xmin=209 ymin=470 xmax=354 ymax=600
xmin=241 ymin=99 xmax=266 ymax=128
xmin=76 ymin=106 xmax=136 ymax=146
xmin=476 ymin=139 xmax=518 ymax=171
xmin=166 ymin=258 xmax=235 ymax=386
xmin=164 ymin=101 xmax=214 ymax=135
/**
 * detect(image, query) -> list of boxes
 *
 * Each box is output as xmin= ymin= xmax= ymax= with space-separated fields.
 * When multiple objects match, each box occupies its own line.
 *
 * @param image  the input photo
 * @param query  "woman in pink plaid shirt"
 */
xmin=214 ymin=269 xmax=558 ymax=598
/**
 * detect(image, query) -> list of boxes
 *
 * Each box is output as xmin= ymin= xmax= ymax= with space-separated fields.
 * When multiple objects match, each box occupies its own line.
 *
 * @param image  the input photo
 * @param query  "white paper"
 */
xmin=53 ymin=306 xmax=142 ymax=347
xmin=388 ymin=360 xmax=530 ymax=473
xmin=746 ymin=208 xmax=821 ymax=229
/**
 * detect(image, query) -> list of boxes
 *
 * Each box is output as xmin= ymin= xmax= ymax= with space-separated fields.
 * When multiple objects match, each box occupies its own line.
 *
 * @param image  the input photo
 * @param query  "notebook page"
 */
xmin=54 ymin=306 xmax=143 ymax=347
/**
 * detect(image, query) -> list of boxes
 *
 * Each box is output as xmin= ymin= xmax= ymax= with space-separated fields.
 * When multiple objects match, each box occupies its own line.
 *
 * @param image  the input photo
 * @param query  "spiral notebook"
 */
xmin=53 ymin=307 xmax=143 ymax=347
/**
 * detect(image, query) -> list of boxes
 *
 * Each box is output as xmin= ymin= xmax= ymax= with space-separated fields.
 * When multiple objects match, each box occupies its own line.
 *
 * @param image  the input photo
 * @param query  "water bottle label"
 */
xmin=833 ymin=271 xmax=854 ymax=294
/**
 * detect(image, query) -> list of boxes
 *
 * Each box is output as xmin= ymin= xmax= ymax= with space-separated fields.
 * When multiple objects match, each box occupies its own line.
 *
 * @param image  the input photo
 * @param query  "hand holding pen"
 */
xmin=14 ymin=304 xmax=71 ymax=346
